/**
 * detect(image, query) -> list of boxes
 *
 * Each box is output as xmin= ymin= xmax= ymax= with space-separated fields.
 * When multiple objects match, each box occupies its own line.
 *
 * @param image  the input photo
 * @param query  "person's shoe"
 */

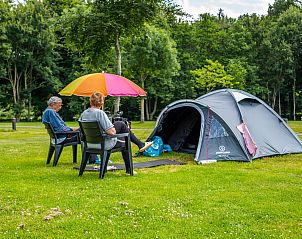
xmin=107 ymin=165 xmax=117 ymax=171
xmin=126 ymin=170 xmax=137 ymax=175
xmin=93 ymin=165 xmax=100 ymax=170
xmin=139 ymin=142 xmax=153 ymax=152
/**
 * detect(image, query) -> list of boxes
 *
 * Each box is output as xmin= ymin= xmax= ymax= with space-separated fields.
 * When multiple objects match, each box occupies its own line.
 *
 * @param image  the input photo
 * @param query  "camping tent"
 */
xmin=147 ymin=89 xmax=302 ymax=163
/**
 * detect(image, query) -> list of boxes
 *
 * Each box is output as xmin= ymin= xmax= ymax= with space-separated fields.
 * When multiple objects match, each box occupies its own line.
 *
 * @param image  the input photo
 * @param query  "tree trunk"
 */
xmin=140 ymin=76 xmax=146 ymax=122
xmin=24 ymin=65 xmax=32 ymax=121
xmin=145 ymin=97 xmax=150 ymax=121
xmin=149 ymin=96 xmax=158 ymax=120
xmin=28 ymin=65 xmax=33 ymax=122
xmin=278 ymin=90 xmax=281 ymax=116
xmin=266 ymin=82 xmax=270 ymax=105
xmin=140 ymin=98 xmax=145 ymax=122
xmin=28 ymin=92 xmax=32 ymax=121
xmin=83 ymin=97 xmax=87 ymax=110
xmin=114 ymin=30 xmax=121 ymax=114
xmin=271 ymin=87 xmax=277 ymax=110
xmin=7 ymin=63 xmax=23 ymax=119
xmin=293 ymin=78 xmax=296 ymax=120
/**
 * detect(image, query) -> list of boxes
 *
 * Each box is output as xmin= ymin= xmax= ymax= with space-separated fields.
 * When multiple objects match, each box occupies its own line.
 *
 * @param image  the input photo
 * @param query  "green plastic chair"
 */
xmin=78 ymin=120 xmax=133 ymax=179
xmin=43 ymin=122 xmax=80 ymax=166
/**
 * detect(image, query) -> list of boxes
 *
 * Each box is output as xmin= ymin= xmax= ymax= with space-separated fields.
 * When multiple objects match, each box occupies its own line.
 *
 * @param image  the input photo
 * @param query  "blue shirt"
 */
xmin=42 ymin=107 xmax=72 ymax=132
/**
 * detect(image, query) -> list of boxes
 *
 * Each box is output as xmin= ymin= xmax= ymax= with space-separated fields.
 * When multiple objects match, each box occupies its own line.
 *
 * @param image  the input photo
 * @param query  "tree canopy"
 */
xmin=1 ymin=0 xmax=302 ymax=121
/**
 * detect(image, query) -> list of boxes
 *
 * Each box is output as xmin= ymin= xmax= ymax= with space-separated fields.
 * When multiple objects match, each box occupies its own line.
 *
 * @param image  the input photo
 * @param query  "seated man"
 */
xmin=42 ymin=96 xmax=78 ymax=144
xmin=42 ymin=96 xmax=98 ymax=163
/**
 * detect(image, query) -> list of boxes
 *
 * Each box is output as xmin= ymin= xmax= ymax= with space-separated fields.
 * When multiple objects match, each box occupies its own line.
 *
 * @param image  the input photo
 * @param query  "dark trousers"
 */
xmin=113 ymin=121 xmax=144 ymax=149
xmin=113 ymin=121 xmax=144 ymax=173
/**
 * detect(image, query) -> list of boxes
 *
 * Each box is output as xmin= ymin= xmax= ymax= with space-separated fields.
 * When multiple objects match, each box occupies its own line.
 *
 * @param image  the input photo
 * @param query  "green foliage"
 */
xmin=268 ymin=0 xmax=301 ymax=17
xmin=43 ymin=0 xmax=84 ymax=16
xmin=0 ymin=1 xmax=12 ymax=78
xmin=1 ymin=0 xmax=302 ymax=120
xmin=192 ymin=59 xmax=236 ymax=93
xmin=125 ymin=24 xmax=179 ymax=97
xmin=169 ymin=21 xmax=197 ymax=99
xmin=62 ymin=0 xmax=163 ymax=67
xmin=0 ymin=107 xmax=14 ymax=120
xmin=225 ymin=59 xmax=247 ymax=89
xmin=123 ymin=23 xmax=180 ymax=119
xmin=1 ymin=0 xmax=60 ymax=119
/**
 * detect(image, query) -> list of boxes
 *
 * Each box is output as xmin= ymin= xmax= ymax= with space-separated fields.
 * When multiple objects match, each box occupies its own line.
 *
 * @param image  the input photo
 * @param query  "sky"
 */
xmin=175 ymin=0 xmax=276 ymax=19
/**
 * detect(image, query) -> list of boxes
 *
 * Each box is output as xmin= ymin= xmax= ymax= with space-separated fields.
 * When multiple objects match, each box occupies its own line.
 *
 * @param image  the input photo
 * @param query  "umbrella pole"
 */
xmin=114 ymin=97 xmax=120 ymax=114
xmin=83 ymin=97 xmax=87 ymax=110
xmin=140 ymin=97 xmax=145 ymax=122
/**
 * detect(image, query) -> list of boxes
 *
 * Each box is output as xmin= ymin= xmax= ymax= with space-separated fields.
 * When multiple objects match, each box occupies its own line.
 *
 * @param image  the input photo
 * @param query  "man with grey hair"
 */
xmin=42 ymin=96 xmax=74 ymax=132
xmin=42 ymin=96 xmax=99 ymax=163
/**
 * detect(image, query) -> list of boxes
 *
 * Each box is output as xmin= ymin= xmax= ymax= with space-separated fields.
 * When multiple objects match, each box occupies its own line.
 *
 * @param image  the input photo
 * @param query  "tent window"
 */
xmin=209 ymin=116 xmax=229 ymax=138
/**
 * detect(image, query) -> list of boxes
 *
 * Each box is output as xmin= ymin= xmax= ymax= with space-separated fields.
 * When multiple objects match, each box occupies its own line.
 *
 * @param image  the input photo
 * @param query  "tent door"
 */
xmin=162 ymin=107 xmax=202 ymax=154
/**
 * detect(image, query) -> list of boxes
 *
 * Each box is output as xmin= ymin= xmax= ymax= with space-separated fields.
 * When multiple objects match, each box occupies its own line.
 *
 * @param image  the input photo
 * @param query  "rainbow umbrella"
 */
xmin=59 ymin=73 xmax=146 ymax=97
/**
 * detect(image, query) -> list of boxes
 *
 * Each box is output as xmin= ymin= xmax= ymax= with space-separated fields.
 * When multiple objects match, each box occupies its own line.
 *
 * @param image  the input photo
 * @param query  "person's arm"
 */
xmin=106 ymin=127 xmax=116 ymax=135
xmin=97 ymin=110 xmax=116 ymax=135
xmin=47 ymin=110 xmax=72 ymax=132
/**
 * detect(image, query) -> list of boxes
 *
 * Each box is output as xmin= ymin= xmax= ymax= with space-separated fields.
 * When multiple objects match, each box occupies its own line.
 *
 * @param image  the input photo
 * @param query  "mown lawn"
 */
xmin=0 ymin=121 xmax=301 ymax=238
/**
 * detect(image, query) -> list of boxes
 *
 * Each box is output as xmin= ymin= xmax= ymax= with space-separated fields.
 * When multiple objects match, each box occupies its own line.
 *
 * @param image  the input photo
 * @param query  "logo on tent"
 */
xmin=216 ymin=145 xmax=230 ymax=156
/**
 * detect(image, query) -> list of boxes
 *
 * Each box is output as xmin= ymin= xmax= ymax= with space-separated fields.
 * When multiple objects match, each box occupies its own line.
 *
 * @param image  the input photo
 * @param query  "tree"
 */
xmin=234 ymin=14 xmax=269 ymax=98
xmin=268 ymin=0 xmax=301 ymax=17
xmin=0 ymin=1 xmax=13 ymax=113
xmin=0 ymin=0 xmax=12 ymax=78
xmin=273 ymin=6 xmax=302 ymax=119
xmin=260 ymin=34 xmax=294 ymax=113
xmin=125 ymin=24 xmax=180 ymax=121
xmin=3 ymin=0 xmax=59 ymax=120
xmin=225 ymin=59 xmax=247 ymax=90
xmin=170 ymin=21 xmax=199 ymax=100
xmin=191 ymin=59 xmax=236 ymax=93
xmin=63 ymin=0 xmax=163 ymax=113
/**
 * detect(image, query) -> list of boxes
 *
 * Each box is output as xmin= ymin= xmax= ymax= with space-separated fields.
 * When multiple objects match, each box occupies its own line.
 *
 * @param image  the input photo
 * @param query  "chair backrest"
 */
xmin=43 ymin=122 xmax=57 ymax=140
xmin=78 ymin=120 xmax=105 ymax=145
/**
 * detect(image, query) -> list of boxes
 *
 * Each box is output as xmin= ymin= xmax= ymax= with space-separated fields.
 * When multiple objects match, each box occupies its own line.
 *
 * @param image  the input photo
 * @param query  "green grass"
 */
xmin=288 ymin=121 xmax=302 ymax=134
xmin=0 ymin=121 xmax=301 ymax=238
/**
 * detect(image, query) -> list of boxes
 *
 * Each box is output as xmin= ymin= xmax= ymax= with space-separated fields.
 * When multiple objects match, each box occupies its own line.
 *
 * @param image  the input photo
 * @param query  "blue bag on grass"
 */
xmin=143 ymin=136 xmax=164 ymax=157
xmin=163 ymin=144 xmax=172 ymax=152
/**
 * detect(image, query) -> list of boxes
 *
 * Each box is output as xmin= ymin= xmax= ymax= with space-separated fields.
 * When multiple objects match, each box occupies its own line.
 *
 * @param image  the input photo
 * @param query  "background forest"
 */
xmin=1 ymin=0 xmax=302 ymax=122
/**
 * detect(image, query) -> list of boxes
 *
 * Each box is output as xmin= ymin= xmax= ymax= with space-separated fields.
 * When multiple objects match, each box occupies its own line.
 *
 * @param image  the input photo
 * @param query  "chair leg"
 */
xmin=122 ymin=150 xmax=133 ymax=175
xmin=53 ymin=145 xmax=64 ymax=166
xmin=100 ymin=151 xmax=110 ymax=179
xmin=72 ymin=144 xmax=77 ymax=164
xmin=47 ymin=145 xmax=55 ymax=164
xmin=79 ymin=152 xmax=89 ymax=176
xmin=80 ymin=141 xmax=84 ymax=152
xmin=124 ymin=136 xmax=133 ymax=175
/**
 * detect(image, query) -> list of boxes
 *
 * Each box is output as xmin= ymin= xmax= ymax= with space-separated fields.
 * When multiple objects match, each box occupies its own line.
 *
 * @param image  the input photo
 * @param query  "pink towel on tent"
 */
xmin=237 ymin=123 xmax=257 ymax=156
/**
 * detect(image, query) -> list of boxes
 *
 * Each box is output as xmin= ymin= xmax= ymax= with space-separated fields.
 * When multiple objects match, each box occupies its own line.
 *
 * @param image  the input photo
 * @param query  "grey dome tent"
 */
xmin=147 ymin=89 xmax=302 ymax=163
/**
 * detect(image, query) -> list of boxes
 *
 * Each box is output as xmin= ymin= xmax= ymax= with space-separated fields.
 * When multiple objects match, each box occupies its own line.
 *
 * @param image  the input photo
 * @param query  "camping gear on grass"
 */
xmin=143 ymin=136 xmax=164 ymax=157
xmin=146 ymin=89 xmax=302 ymax=163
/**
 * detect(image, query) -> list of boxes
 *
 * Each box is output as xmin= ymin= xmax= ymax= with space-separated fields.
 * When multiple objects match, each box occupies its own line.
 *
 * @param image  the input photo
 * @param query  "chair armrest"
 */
xmin=102 ymin=132 xmax=130 ymax=139
xmin=55 ymin=130 xmax=79 ymax=135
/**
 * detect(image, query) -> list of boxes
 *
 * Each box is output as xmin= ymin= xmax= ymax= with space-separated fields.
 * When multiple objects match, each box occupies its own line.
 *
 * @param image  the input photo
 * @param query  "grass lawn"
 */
xmin=0 ymin=121 xmax=301 ymax=238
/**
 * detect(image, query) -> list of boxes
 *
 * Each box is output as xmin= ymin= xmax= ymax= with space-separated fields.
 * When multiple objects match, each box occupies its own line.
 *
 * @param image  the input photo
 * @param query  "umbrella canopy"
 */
xmin=59 ymin=73 xmax=146 ymax=97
